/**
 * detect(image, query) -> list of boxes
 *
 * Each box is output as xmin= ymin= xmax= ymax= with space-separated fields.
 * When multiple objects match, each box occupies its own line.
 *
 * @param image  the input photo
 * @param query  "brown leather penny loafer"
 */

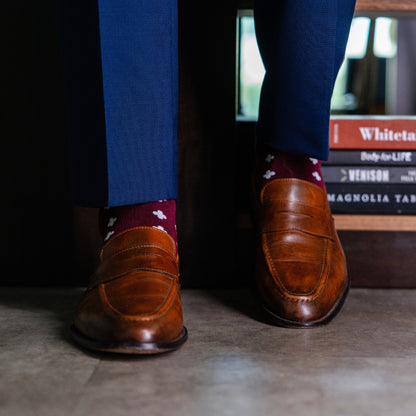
xmin=70 ymin=226 xmax=187 ymax=354
xmin=253 ymin=178 xmax=349 ymax=328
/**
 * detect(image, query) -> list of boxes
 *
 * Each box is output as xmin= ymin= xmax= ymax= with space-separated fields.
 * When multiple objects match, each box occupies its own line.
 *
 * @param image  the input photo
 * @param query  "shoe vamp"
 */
xmin=263 ymin=230 xmax=329 ymax=295
xmin=102 ymin=272 xmax=174 ymax=316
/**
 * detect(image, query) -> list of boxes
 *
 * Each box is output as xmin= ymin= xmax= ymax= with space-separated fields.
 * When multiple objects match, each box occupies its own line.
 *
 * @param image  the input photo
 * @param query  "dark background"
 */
xmin=2 ymin=0 xmax=241 ymax=288
xmin=3 ymin=0 xmax=416 ymax=288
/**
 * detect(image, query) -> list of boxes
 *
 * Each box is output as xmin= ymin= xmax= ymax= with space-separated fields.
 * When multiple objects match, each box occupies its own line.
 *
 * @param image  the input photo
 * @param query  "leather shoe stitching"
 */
xmin=263 ymin=200 xmax=328 ymax=212
xmin=263 ymin=227 xmax=336 ymax=242
xmin=90 ymin=267 xmax=179 ymax=289
xmin=101 ymin=226 xmax=176 ymax=254
xmin=265 ymin=208 xmax=313 ymax=218
xmin=102 ymin=244 xmax=176 ymax=262
xmin=261 ymin=177 xmax=324 ymax=193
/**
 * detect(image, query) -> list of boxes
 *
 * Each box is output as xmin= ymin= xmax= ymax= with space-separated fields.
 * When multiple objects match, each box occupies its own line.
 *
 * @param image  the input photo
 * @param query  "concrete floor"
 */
xmin=1 ymin=288 xmax=416 ymax=416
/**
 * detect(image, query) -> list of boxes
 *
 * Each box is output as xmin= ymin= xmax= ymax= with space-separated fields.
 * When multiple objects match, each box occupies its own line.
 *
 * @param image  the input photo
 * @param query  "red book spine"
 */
xmin=329 ymin=116 xmax=416 ymax=150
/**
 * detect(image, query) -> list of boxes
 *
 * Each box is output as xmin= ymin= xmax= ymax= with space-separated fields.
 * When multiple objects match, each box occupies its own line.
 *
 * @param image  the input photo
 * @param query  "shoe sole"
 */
xmin=258 ymin=277 xmax=350 ymax=328
xmin=69 ymin=325 xmax=188 ymax=355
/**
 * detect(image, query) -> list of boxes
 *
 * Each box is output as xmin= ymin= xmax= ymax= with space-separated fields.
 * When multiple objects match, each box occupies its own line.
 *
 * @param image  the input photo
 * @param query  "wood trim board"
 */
xmin=334 ymin=215 xmax=416 ymax=231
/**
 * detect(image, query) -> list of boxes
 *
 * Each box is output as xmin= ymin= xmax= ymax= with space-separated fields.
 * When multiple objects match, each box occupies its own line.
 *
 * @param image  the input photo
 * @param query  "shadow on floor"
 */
xmin=200 ymin=287 xmax=269 ymax=325
xmin=0 ymin=286 xmax=273 ymax=360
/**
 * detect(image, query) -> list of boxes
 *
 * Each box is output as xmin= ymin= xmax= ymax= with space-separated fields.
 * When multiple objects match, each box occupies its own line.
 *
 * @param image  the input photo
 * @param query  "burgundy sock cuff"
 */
xmin=99 ymin=200 xmax=177 ymax=245
xmin=255 ymin=144 xmax=324 ymax=190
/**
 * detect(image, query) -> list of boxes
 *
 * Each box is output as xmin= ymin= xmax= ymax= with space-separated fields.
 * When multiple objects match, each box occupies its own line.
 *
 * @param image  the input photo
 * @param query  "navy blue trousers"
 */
xmin=57 ymin=0 xmax=355 ymax=207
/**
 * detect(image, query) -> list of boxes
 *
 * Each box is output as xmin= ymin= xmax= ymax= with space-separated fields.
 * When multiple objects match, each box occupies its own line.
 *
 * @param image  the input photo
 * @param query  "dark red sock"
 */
xmin=255 ymin=143 xmax=324 ymax=192
xmin=99 ymin=199 xmax=177 ymax=246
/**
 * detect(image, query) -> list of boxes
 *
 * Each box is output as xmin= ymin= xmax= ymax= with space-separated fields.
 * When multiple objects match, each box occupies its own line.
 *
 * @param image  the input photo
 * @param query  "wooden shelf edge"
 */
xmin=237 ymin=0 xmax=416 ymax=13
xmin=355 ymin=0 xmax=416 ymax=12
xmin=333 ymin=214 xmax=416 ymax=231
xmin=237 ymin=213 xmax=416 ymax=231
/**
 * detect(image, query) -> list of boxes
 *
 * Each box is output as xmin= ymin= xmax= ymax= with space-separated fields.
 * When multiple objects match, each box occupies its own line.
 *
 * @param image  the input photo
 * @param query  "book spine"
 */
xmin=326 ymin=184 xmax=416 ymax=214
xmin=324 ymin=150 xmax=416 ymax=166
xmin=329 ymin=117 xmax=416 ymax=150
xmin=322 ymin=166 xmax=416 ymax=184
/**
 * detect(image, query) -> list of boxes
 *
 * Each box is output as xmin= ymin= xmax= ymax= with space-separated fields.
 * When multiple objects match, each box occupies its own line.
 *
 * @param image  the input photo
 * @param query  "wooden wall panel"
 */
xmin=339 ymin=231 xmax=416 ymax=288
xmin=2 ymin=1 xmax=75 ymax=286
xmin=176 ymin=0 xmax=238 ymax=288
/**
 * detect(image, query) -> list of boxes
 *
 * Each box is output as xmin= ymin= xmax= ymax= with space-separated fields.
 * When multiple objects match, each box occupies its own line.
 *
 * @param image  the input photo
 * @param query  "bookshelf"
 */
xmin=234 ymin=1 xmax=416 ymax=287
xmin=331 ymin=1 xmax=416 ymax=231
xmin=313 ymin=0 xmax=416 ymax=287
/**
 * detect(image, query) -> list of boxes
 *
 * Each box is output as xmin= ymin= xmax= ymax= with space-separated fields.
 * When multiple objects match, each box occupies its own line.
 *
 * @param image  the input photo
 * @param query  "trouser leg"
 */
xmin=254 ymin=0 xmax=356 ymax=160
xmin=56 ymin=0 xmax=178 ymax=207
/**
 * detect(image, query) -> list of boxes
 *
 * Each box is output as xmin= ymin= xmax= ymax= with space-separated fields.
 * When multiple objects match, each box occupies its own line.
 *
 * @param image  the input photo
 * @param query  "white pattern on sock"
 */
xmin=312 ymin=171 xmax=322 ymax=181
xmin=104 ymin=231 xmax=115 ymax=241
xmin=309 ymin=158 xmax=319 ymax=165
xmin=153 ymin=225 xmax=166 ymax=232
xmin=265 ymin=154 xmax=275 ymax=163
xmin=153 ymin=210 xmax=167 ymax=220
xmin=107 ymin=217 xmax=117 ymax=227
xmin=263 ymin=170 xmax=276 ymax=180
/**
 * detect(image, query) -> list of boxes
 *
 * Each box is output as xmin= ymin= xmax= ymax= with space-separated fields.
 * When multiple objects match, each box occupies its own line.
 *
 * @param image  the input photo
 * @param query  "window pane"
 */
xmin=238 ymin=15 xmax=264 ymax=120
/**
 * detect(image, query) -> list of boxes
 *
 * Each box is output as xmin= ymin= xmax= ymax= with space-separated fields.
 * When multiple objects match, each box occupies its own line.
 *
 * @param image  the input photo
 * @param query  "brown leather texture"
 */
xmin=72 ymin=227 xmax=186 ymax=352
xmin=253 ymin=178 xmax=349 ymax=327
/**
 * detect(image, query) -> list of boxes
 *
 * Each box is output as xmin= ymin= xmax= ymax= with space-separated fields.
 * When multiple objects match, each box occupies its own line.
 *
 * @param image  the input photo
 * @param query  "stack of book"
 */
xmin=323 ymin=116 xmax=416 ymax=214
